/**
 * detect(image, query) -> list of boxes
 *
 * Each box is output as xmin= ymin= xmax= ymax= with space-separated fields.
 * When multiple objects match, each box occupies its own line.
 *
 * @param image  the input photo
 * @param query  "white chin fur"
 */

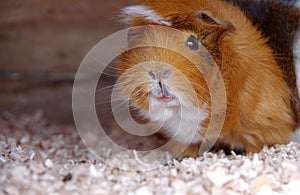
xmin=148 ymin=97 xmax=208 ymax=144
xmin=121 ymin=5 xmax=172 ymax=26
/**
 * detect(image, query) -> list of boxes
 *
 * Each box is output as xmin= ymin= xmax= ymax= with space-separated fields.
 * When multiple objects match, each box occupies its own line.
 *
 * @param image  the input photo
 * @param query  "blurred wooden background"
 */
xmin=0 ymin=0 xmax=135 ymax=123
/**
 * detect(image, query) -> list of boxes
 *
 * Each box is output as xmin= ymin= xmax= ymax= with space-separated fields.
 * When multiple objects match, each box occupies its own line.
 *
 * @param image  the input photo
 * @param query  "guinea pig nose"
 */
xmin=149 ymin=71 xmax=156 ymax=80
xmin=160 ymin=70 xmax=172 ymax=79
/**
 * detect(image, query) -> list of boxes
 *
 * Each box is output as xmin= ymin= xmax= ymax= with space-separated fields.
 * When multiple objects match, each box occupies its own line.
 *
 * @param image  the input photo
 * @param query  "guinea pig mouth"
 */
xmin=159 ymin=96 xmax=175 ymax=103
xmin=157 ymin=95 xmax=178 ymax=107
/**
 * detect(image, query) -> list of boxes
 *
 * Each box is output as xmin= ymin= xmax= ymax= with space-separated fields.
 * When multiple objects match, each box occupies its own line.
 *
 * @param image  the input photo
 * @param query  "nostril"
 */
xmin=158 ymin=80 xmax=163 ymax=89
xmin=161 ymin=70 xmax=172 ymax=79
xmin=149 ymin=71 xmax=156 ymax=80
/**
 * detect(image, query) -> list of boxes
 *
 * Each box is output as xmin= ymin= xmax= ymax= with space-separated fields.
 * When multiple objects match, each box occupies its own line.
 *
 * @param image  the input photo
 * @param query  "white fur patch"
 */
xmin=148 ymin=97 xmax=208 ymax=144
xmin=121 ymin=5 xmax=172 ymax=26
xmin=294 ymin=25 xmax=300 ymax=100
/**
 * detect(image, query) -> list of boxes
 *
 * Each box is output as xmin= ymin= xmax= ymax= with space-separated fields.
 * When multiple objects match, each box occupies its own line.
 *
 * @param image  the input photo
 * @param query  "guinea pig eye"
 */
xmin=186 ymin=35 xmax=199 ymax=51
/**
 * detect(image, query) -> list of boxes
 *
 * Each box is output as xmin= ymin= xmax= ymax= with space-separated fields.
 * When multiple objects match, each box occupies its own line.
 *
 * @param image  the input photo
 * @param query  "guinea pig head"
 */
xmin=117 ymin=25 xmax=224 ymax=143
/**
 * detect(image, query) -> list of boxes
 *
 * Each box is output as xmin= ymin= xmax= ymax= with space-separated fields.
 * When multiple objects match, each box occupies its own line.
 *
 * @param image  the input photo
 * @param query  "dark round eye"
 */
xmin=186 ymin=35 xmax=199 ymax=51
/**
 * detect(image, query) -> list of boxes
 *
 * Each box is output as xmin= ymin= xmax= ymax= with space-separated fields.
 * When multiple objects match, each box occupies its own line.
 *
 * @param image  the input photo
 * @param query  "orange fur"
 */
xmin=118 ymin=0 xmax=297 ymax=155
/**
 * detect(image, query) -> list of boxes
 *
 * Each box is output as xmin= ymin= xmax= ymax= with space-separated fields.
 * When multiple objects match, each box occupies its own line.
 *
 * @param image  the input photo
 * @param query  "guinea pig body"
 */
xmin=118 ymin=0 xmax=300 ymax=156
xmin=224 ymin=0 xmax=300 ymax=124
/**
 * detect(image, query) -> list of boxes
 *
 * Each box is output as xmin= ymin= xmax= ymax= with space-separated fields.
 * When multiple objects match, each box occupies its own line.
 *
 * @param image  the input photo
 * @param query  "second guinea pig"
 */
xmin=116 ymin=0 xmax=300 ymax=157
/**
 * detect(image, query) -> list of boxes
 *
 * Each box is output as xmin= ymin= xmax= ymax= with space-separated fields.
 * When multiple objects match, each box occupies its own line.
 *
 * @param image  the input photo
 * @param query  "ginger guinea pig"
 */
xmin=116 ymin=0 xmax=300 ymax=157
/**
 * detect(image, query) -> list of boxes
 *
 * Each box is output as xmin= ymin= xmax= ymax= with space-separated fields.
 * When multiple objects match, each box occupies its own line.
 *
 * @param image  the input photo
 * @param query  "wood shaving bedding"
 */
xmin=0 ymin=111 xmax=300 ymax=195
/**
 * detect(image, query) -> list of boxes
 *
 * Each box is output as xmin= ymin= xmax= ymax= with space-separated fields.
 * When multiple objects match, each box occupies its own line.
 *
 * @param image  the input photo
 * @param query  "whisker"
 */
xmin=83 ymin=63 xmax=131 ymax=76
xmin=95 ymin=78 xmax=138 ymax=93
xmin=95 ymin=97 xmax=130 ymax=105
xmin=185 ymin=81 xmax=211 ymax=94
xmin=95 ymin=84 xmax=116 ymax=93
xmin=106 ymin=66 xmax=131 ymax=72
xmin=110 ymin=98 xmax=131 ymax=112
xmin=100 ymin=72 xmax=120 ymax=78
xmin=109 ymin=105 xmax=132 ymax=116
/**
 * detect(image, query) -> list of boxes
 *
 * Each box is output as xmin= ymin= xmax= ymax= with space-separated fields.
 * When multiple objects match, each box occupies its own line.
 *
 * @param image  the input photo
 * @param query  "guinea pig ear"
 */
xmin=196 ymin=11 xmax=236 ymax=36
xmin=195 ymin=11 xmax=236 ymax=61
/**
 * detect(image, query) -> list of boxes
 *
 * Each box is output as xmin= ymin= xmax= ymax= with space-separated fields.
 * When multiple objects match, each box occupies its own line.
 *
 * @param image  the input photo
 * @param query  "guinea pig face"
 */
xmin=117 ymin=26 xmax=212 ymax=143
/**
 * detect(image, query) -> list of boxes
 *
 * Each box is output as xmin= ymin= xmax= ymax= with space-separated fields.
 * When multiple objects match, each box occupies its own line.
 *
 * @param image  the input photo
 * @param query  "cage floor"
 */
xmin=1 ymin=111 xmax=300 ymax=194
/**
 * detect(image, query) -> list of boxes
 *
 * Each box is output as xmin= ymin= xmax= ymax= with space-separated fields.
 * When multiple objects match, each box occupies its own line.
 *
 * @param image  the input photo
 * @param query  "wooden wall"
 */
xmin=0 ymin=0 xmax=135 ymax=123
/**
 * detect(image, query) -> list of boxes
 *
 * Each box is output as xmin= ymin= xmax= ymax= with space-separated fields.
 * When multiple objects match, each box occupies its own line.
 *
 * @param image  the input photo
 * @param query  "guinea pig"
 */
xmin=116 ymin=0 xmax=300 ymax=157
